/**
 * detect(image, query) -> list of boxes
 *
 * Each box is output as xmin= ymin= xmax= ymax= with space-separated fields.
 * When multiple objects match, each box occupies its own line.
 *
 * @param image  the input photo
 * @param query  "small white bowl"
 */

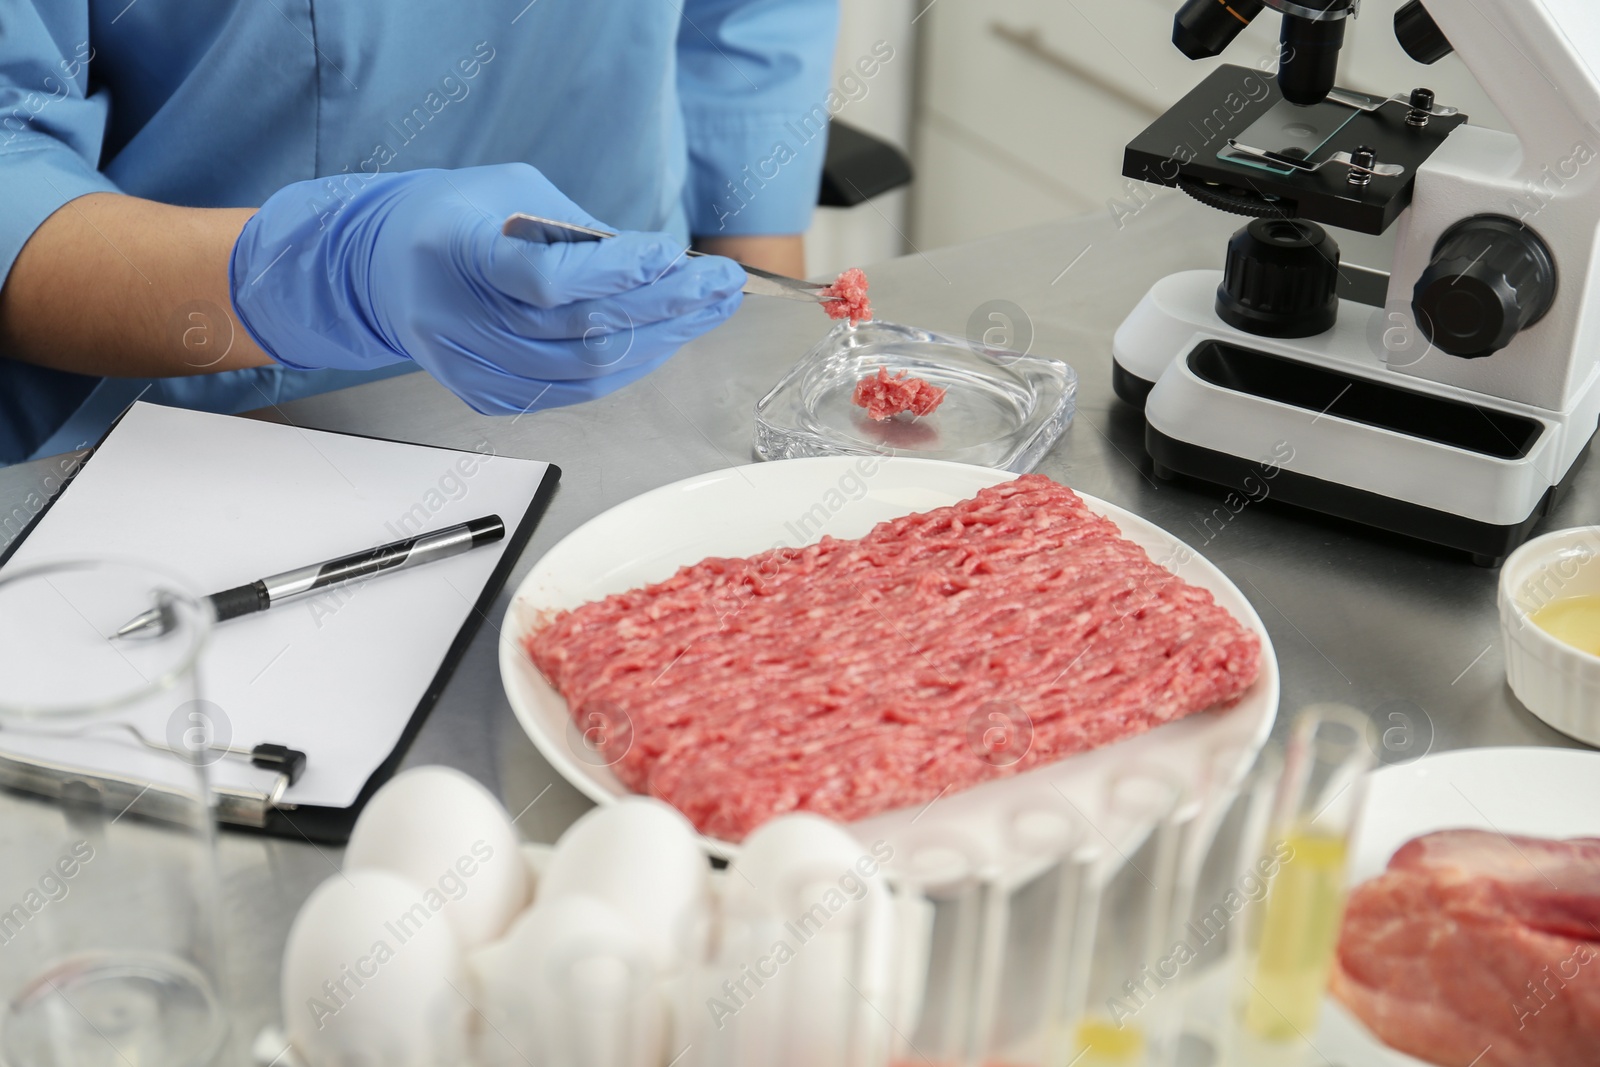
xmin=1499 ymin=526 xmax=1600 ymax=746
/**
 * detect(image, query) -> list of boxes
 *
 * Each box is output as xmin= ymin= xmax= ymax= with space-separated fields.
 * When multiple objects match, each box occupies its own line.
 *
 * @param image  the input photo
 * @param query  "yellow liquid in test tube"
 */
xmin=1241 ymin=832 xmax=1349 ymax=1040
xmin=1074 ymin=1017 xmax=1144 ymax=1065
xmin=1530 ymin=594 xmax=1600 ymax=656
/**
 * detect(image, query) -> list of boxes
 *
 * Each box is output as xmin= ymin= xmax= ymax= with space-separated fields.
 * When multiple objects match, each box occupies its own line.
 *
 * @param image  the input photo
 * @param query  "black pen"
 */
xmin=115 ymin=515 xmax=506 ymax=638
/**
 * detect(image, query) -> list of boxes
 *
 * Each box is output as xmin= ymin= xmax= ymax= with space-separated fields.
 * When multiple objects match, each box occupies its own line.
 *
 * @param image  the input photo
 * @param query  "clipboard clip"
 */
xmin=103 ymin=723 xmax=308 ymax=793
xmin=0 ymin=723 xmax=308 ymax=827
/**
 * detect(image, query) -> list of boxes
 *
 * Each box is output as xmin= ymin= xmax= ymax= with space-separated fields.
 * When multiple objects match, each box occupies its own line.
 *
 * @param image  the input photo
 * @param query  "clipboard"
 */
xmin=0 ymin=402 xmax=561 ymax=844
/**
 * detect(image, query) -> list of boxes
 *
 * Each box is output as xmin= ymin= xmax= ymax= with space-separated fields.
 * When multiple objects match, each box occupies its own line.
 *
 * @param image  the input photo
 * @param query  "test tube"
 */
xmin=553 ymin=950 xmax=663 ymax=1067
xmin=1224 ymin=705 xmax=1374 ymax=1067
xmin=1065 ymin=768 xmax=1187 ymax=1067
xmin=690 ymin=893 xmax=784 ymax=1067
xmin=693 ymin=849 xmax=895 ymax=1067
xmin=1033 ymin=838 xmax=1104 ymax=1067
xmin=988 ymin=804 xmax=1094 ymax=1067
xmin=471 ymin=934 xmax=662 ymax=1067
xmin=1153 ymin=742 xmax=1286 ymax=1066
xmin=890 ymin=830 xmax=993 ymax=1067
xmin=888 ymin=809 xmax=1095 ymax=1067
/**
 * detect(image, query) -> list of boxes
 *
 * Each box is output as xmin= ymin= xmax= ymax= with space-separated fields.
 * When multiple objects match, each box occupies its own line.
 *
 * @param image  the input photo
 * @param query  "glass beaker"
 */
xmin=0 ymin=559 xmax=226 ymax=1067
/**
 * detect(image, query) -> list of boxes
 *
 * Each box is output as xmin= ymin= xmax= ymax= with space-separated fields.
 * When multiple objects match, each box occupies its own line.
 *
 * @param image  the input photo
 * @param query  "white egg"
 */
xmin=282 ymin=869 xmax=466 ymax=1067
xmin=469 ymin=895 xmax=661 ymax=1067
xmin=539 ymin=798 xmax=710 ymax=972
xmin=344 ymin=766 xmax=529 ymax=950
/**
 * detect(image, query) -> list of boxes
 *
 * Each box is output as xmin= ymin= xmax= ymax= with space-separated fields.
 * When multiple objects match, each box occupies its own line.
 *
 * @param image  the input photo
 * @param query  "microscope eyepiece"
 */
xmin=1173 ymin=0 xmax=1265 ymax=61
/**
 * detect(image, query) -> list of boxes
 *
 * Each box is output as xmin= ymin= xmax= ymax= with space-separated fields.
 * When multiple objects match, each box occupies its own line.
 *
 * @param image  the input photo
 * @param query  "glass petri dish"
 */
xmin=753 ymin=320 xmax=1076 ymax=473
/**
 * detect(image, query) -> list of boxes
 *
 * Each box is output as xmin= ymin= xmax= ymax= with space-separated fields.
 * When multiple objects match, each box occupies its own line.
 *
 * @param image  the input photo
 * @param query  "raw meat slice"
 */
xmin=852 ymin=367 xmax=946 ymax=420
xmin=525 ymin=475 xmax=1262 ymax=841
xmin=1332 ymin=829 xmax=1600 ymax=1067
xmin=1389 ymin=829 xmax=1600 ymax=940
xmin=820 ymin=267 xmax=872 ymax=324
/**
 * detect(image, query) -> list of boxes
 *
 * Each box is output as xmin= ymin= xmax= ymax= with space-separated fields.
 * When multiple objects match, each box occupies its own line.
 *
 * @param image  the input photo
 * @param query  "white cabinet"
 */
xmin=911 ymin=0 xmax=1283 ymax=249
xmin=804 ymin=1 xmax=920 ymax=279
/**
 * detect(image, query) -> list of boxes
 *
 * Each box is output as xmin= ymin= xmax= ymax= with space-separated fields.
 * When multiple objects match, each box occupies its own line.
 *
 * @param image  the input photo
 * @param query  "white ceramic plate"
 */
xmin=1318 ymin=746 xmax=1600 ymax=1065
xmin=498 ymin=457 xmax=1280 ymax=861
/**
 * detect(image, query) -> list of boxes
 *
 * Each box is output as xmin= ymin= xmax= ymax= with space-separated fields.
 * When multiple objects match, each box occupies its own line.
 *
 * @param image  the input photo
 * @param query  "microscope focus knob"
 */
xmin=1412 ymin=215 xmax=1556 ymax=359
xmin=1216 ymin=218 xmax=1341 ymax=338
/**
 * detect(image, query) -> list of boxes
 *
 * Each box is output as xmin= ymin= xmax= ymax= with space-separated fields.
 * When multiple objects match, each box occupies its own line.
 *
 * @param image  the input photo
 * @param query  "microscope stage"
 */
xmin=1122 ymin=65 xmax=1468 ymax=235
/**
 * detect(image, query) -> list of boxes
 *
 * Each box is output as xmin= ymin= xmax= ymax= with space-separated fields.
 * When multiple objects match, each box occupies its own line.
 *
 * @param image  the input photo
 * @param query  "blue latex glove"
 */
xmin=230 ymin=164 xmax=745 ymax=415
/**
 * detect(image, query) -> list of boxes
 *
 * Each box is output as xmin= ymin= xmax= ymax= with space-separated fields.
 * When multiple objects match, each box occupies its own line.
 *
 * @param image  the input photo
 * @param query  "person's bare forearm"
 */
xmin=0 ymin=192 xmax=272 ymax=377
xmin=693 ymin=234 xmax=806 ymax=278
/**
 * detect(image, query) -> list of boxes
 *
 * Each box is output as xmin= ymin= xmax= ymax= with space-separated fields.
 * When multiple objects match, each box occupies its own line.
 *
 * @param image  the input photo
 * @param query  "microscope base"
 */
xmin=1111 ymin=271 xmax=1600 ymax=565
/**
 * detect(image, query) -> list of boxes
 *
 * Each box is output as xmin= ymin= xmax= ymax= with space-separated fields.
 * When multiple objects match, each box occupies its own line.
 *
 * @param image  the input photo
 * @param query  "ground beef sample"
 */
xmin=1332 ymin=830 xmax=1600 ymax=1067
xmin=525 ymin=475 xmax=1261 ymax=841
xmin=820 ymin=267 xmax=872 ymax=324
xmin=852 ymin=367 xmax=946 ymax=421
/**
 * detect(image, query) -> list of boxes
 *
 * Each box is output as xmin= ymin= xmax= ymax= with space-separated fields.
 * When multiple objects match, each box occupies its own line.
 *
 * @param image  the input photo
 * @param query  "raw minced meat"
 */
xmin=821 ymin=267 xmax=872 ymax=324
xmin=525 ymin=474 xmax=1262 ymax=841
xmin=852 ymin=367 xmax=946 ymax=420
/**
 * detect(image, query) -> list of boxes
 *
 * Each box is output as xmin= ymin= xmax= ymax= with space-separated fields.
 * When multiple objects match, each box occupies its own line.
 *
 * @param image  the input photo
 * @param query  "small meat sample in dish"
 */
xmin=1332 ymin=829 xmax=1600 ymax=1067
xmin=525 ymin=475 xmax=1262 ymax=841
xmin=820 ymin=267 xmax=872 ymax=324
xmin=852 ymin=367 xmax=946 ymax=421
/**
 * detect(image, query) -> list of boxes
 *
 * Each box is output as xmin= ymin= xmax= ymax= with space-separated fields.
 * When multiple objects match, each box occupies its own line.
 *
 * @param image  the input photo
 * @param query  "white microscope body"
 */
xmin=1113 ymin=0 xmax=1600 ymax=563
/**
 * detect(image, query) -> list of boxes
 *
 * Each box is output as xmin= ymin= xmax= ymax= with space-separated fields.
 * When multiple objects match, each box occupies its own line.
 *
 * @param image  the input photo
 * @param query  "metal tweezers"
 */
xmin=501 ymin=213 xmax=836 ymax=305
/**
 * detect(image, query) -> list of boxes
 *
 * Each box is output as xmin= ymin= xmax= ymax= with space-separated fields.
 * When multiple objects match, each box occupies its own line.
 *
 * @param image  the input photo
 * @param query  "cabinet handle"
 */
xmin=989 ymin=20 xmax=1162 ymax=118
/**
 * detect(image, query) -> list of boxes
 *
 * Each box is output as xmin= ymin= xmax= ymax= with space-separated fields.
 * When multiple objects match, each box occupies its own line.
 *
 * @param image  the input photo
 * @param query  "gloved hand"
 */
xmin=230 ymin=163 xmax=745 ymax=414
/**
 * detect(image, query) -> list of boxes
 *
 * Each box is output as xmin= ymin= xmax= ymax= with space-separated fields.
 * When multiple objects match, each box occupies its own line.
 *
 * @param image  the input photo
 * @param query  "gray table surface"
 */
xmin=0 ymin=194 xmax=1586 ymax=1055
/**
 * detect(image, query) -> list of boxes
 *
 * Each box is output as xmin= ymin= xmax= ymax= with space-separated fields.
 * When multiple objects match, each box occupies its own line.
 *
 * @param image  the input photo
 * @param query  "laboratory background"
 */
xmin=0 ymin=3 xmax=1596 ymax=1067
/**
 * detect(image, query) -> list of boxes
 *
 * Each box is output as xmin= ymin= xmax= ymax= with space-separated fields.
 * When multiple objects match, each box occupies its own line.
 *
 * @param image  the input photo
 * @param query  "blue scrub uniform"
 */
xmin=0 ymin=0 xmax=838 ymax=463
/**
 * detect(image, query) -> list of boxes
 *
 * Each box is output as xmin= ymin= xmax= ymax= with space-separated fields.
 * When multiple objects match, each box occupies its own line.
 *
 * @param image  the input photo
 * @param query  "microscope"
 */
xmin=1111 ymin=0 xmax=1600 ymax=565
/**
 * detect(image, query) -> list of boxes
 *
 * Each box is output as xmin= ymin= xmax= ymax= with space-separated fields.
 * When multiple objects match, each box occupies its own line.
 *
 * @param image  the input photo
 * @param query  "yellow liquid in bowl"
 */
xmin=1529 ymin=594 xmax=1600 ymax=656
